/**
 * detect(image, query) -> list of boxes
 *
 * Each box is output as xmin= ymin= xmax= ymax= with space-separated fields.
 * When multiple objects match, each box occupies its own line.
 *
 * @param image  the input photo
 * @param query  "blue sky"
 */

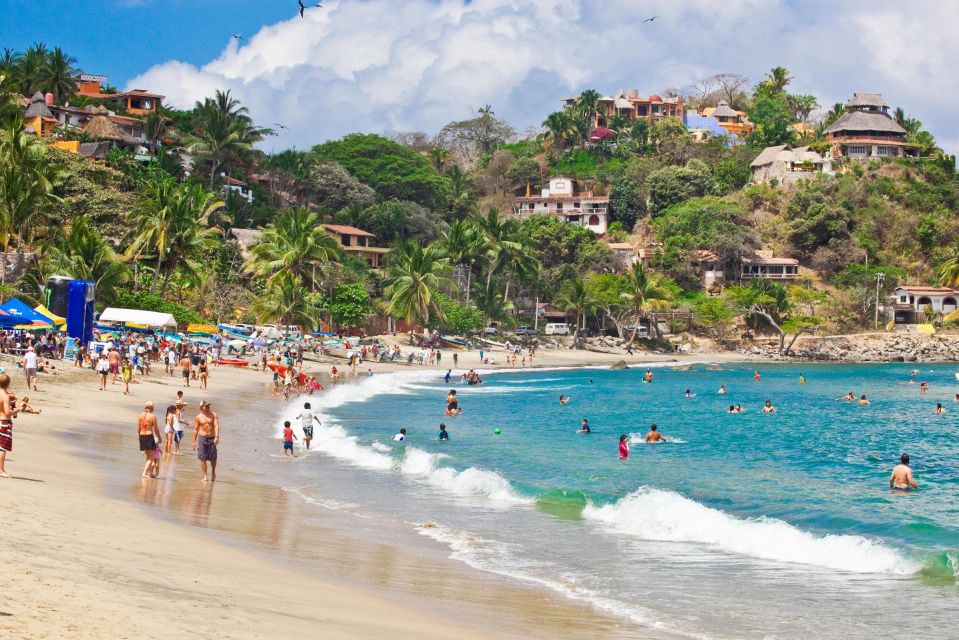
xmin=4 ymin=1 xmax=959 ymax=153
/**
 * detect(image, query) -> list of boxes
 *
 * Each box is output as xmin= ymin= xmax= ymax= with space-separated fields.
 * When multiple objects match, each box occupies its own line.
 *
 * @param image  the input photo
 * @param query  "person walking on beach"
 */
xmin=96 ymin=352 xmax=110 ymax=390
xmin=108 ymin=347 xmax=121 ymax=385
xmin=452 ymin=352 xmax=458 ymax=367
xmin=198 ymin=359 xmax=209 ymax=390
xmin=192 ymin=400 xmax=219 ymax=482
xmin=21 ymin=346 xmax=39 ymax=392
xmin=890 ymin=454 xmax=919 ymax=491
xmin=0 ymin=373 xmax=21 ymax=478
xmin=296 ymin=402 xmax=320 ymax=450
xmin=282 ymin=420 xmax=297 ymax=457
xmin=137 ymin=401 xmax=161 ymax=479
xmin=163 ymin=405 xmax=176 ymax=455
xmin=180 ymin=354 xmax=192 ymax=387
xmin=173 ymin=399 xmax=188 ymax=455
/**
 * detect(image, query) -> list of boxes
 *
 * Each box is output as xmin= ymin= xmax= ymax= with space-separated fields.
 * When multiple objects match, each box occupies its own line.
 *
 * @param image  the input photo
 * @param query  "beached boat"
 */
xmin=440 ymin=335 xmax=470 ymax=350
xmin=216 ymin=359 xmax=250 ymax=367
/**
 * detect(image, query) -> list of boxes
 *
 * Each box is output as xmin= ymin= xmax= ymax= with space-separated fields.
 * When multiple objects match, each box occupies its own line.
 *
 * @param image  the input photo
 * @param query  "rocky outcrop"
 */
xmin=610 ymin=360 xmax=629 ymax=370
xmin=739 ymin=334 xmax=959 ymax=362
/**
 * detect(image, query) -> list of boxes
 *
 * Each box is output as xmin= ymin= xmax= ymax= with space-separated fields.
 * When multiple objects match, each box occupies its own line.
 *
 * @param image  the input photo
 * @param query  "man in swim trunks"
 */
xmin=0 ymin=373 xmax=20 ymax=478
xmin=192 ymin=400 xmax=220 ymax=482
xmin=137 ymin=401 xmax=161 ymax=478
xmin=889 ymin=454 xmax=918 ymax=491
xmin=644 ymin=424 xmax=666 ymax=442
xmin=108 ymin=347 xmax=121 ymax=385
xmin=180 ymin=355 xmax=191 ymax=387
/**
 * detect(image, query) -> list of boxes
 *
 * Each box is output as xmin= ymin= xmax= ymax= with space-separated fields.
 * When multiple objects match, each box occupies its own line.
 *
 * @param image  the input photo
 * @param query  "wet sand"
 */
xmin=1 ymin=349 xmax=734 ymax=639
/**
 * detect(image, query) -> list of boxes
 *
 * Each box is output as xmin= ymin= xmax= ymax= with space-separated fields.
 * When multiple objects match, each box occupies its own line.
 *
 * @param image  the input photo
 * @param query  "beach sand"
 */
xmin=1 ymin=344 xmax=738 ymax=639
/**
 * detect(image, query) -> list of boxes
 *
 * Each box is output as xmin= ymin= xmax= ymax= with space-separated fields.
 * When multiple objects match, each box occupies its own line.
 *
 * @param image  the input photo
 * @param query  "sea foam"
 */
xmin=582 ymin=487 xmax=920 ymax=575
xmin=401 ymin=447 xmax=533 ymax=506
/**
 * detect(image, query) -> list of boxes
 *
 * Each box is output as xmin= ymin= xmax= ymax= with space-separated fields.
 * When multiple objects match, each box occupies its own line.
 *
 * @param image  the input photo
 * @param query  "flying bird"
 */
xmin=298 ymin=0 xmax=306 ymax=18
xmin=232 ymin=34 xmax=244 ymax=40
xmin=642 ymin=16 xmax=657 ymax=23
xmin=274 ymin=123 xmax=289 ymax=130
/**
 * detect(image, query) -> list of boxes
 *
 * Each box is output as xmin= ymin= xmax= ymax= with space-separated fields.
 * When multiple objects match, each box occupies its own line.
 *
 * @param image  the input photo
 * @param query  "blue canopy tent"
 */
xmin=0 ymin=298 xmax=54 ymax=328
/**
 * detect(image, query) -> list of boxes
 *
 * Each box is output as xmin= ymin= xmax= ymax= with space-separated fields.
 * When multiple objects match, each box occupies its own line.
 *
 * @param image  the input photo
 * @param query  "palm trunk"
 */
xmin=465 ymin=263 xmax=472 ymax=307
xmin=503 ymin=275 xmax=511 ymax=305
xmin=149 ymin=251 xmax=163 ymax=295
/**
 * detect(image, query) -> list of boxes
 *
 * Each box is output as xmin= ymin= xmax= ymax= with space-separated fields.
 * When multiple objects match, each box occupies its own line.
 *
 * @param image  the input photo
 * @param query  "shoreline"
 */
xmin=4 ymin=351 xmax=712 ymax=639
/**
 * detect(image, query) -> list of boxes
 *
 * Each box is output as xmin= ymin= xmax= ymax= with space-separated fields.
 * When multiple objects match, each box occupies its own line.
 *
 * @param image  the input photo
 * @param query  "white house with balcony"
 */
xmin=220 ymin=175 xmax=254 ymax=204
xmin=514 ymin=177 xmax=608 ymax=234
xmin=892 ymin=286 xmax=959 ymax=324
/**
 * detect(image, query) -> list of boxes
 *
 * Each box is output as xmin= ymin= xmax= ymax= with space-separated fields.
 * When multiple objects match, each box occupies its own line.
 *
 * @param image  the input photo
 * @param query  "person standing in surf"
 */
xmin=889 ymin=454 xmax=919 ymax=491
xmin=192 ymin=400 xmax=220 ymax=482
xmin=619 ymin=434 xmax=629 ymax=459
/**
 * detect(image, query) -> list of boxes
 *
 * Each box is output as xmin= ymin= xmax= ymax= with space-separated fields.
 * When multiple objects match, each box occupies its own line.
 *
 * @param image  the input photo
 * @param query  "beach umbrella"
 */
xmin=227 ymin=339 xmax=247 ymax=349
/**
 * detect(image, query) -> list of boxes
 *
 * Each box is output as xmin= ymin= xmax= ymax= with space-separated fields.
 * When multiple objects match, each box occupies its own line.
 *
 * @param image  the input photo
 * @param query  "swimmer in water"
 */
xmin=619 ymin=434 xmax=629 ymax=459
xmin=727 ymin=405 xmax=736 ymax=413
xmin=837 ymin=391 xmax=856 ymax=402
xmin=910 ymin=369 xmax=920 ymax=377
xmin=578 ymin=419 xmax=591 ymax=434
xmin=644 ymin=424 xmax=667 ymax=442
xmin=559 ymin=395 xmax=569 ymax=405
xmin=734 ymin=404 xmax=743 ymax=413
xmin=798 ymin=373 xmax=806 ymax=384
xmin=754 ymin=371 xmax=761 ymax=382
xmin=446 ymin=389 xmax=460 ymax=416
xmin=954 ymin=393 xmax=959 ymax=402
xmin=858 ymin=394 xmax=870 ymax=405
xmin=643 ymin=369 xmax=654 ymax=383
xmin=934 ymin=402 xmax=946 ymax=414
xmin=889 ymin=453 xmax=918 ymax=491
xmin=718 ymin=384 xmax=726 ymax=395
xmin=761 ymin=400 xmax=776 ymax=413
xmin=919 ymin=382 xmax=928 ymax=395
xmin=438 ymin=423 xmax=449 ymax=440
xmin=684 ymin=389 xmax=696 ymax=398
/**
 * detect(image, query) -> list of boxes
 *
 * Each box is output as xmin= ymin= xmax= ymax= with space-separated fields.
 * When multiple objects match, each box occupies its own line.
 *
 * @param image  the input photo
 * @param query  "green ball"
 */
xmin=493 ymin=428 xmax=502 ymax=435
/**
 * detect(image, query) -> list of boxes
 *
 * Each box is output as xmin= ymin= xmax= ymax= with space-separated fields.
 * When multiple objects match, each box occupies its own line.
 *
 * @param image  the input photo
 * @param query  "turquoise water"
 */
xmin=284 ymin=363 xmax=959 ymax=639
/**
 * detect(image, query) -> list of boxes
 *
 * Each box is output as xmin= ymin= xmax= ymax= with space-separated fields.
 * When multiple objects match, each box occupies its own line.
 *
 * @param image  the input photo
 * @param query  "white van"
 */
xmin=544 ymin=323 xmax=570 ymax=336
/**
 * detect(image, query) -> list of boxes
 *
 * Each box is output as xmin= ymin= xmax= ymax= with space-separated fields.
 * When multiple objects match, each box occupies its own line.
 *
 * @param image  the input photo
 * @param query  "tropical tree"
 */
xmin=40 ymin=215 xmax=129 ymax=303
xmin=554 ymin=276 xmax=595 ymax=344
xmin=37 ymin=46 xmax=80 ymax=103
xmin=143 ymin=111 xmax=168 ymax=155
xmin=623 ymin=263 xmax=673 ymax=341
xmin=541 ymin=111 xmax=580 ymax=151
xmin=428 ymin=146 xmax=450 ymax=172
xmin=188 ymin=90 xmax=267 ymax=190
xmin=445 ymin=165 xmax=477 ymax=219
xmin=251 ymin=275 xmax=321 ymax=327
xmin=440 ymin=219 xmax=482 ymax=304
xmin=938 ymin=256 xmax=959 ymax=288
xmin=0 ymin=120 xmax=60 ymax=283
xmin=788 ymin=94 xmax=820 ymax=122
xmin=245 ymin=206 xmax=341 ymax=291
xmin=383 ymin=240 xmax=451 ymax=333
xmin=575 ymin=89 xmax=602 ymax=127
xmin=763 ymin=66 xmax=792 ymax=93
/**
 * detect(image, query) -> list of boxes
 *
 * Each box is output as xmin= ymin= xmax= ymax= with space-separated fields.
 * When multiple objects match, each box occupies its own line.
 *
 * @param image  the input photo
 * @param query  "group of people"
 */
xmin=136 ymin=395 xmax=220 ymax=482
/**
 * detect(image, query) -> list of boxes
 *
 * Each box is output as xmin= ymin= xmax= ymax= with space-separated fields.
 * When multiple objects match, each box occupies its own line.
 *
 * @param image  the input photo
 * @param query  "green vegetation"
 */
xmin=2 ymin=48 xmax=958 ymax=345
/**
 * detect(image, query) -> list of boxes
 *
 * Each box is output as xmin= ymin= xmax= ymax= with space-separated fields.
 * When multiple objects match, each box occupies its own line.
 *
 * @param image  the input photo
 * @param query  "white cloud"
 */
xmin=128 ymin=0 xmax=959 ymax=153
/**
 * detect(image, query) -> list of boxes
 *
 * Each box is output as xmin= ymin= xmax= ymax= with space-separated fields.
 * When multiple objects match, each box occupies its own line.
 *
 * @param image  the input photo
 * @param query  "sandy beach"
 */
xmin=0 ymin=343 xmax=737 ymax=640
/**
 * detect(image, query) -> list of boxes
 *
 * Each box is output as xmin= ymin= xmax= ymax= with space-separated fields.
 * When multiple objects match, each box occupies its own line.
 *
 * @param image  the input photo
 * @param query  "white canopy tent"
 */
xmin=98 ymin=307 xmax=178 ymax=329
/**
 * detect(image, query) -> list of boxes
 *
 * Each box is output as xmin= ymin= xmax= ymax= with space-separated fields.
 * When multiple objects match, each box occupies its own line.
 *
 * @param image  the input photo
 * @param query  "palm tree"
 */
xmin=189 ymin=90 xmax=266 ymax=190
xmin=246 ymin=206 xmax=341 ymax=291
xmin=125 ymin=174 xmax=178 ymax=293
xmin=252 ymin=274 xmax=321 ymax=327
xmin=541 ymin=111 xmax=579 ymax=151
xmin=13 ymin=43 xmax=47 ymax=96
xmin=0 ymin=119 xmax=60 ymax=284
xmin=788 ymin=94 xmax=819 ymax=122
xmin=428 ymin=146 xmax=450 ymax=172
xmin=440 ymin=219 xmax=482 ymax=304
xmin=824 ymin=103 xmax=845 ymax=126
xmin=764 ymin=66 xmax=792 ymax=92
xmin=939 ymin=256 xmax=959 ymax=288
xmin=472 ymin=207 xmax=519 ymax=296
xmin=38 ymin=47 xmax=79 ymax=103
xmin=144 ymin=111 xmax=167 ymax=155
xmin=576 ymin=89 xmax=602 ymax=127
xmin=490 ymin=238 xmax=540 ymax=304
xmin=445 ymin=165 xmax=477 ymax=220
xmin=384 ymin=240 xmax=451 ymax=334
xmin=622 ymin=263 xmax=672 ymax=341
xmin=555 ymin=276 xmax=595 ymax=344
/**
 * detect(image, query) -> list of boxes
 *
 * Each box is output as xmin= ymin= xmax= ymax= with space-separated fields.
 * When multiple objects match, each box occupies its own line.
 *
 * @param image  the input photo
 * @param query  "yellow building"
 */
xmin=23 ymin=92 xmax=58 ymax=138
xmin=701 ymin=101 xmax=754 ymax=137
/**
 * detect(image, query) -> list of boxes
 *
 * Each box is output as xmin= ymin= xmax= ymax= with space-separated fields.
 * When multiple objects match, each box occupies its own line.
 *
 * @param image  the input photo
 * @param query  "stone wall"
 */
xmin=740 ymin=334 xmax=959 ymax=362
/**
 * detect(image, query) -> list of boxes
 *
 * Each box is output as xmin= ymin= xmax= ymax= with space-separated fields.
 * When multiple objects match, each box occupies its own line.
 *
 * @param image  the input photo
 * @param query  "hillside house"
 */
xmin=891 ymin=286 xmax=959 ymax=324
xmin=22 ymin=92 xmax=58 ymax=138
xmin=606 ymin=242 xmax=638 ymax=267
xmin=221 ymin=176 xmax=254 ymax=204
xmin=693 ymin=249 xmax=798 ymax=286
xmin=823 ymin=93 xmax=916 ymax=160
xmin=701 ymin=101 xmax=754 ymax=137
xmin=320 ymin=224 xmax=389 ymax=269
xmin=514 ymin=177 xmax=608 ymax=234
xmin=563 ymin=90 xmax=684 ymax=130
xmin=751 ymin=145 xmax=831 ymax=184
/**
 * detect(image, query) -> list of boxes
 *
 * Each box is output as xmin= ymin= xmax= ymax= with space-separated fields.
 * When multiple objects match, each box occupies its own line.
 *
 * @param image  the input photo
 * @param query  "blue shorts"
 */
xmin=174 ymin=430 xmax=184 ymax=443
xmin=283 ymin=441 xmax=293 ymax=450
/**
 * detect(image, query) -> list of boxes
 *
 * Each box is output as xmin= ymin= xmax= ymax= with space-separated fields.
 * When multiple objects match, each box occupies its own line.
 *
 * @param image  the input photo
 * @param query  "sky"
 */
xmin=4 ymin=0 xmax=959 ymax=153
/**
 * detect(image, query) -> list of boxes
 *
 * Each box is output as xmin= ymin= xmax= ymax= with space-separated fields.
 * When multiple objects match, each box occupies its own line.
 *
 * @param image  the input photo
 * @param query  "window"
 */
xmin=573 ymin=202 xmax=581 ymax=208
xmin=899 ymin=296 xmax=907 ymax=303
xmin=556 ymin=202 xmax=563 ymax=210
xmin=876 ymin=146 xmax=896 ymax=157
xmin=638 ymin=106 xmax=648 ymax=116
xmin=588 ymin=214 xmax=600 ymax=226
xmin=846 ymin=145 xmax=869 ymax=156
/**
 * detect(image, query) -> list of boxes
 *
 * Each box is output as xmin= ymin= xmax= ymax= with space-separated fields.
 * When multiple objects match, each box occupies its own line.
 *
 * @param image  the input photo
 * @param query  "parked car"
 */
xmin=631 ymin=326 xmax=650 ymax=339
xmin=483 ymin=323 xmax=499 ymax=335
xmin=514 ymin=325 xmax=538 ymax=336
xmin=544 ymin=323 xmax=570 ymax=336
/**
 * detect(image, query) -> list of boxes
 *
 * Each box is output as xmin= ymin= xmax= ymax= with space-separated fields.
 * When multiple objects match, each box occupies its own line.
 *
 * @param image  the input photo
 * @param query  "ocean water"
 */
xmin=275 ymin=363 xmax=959 ymax=639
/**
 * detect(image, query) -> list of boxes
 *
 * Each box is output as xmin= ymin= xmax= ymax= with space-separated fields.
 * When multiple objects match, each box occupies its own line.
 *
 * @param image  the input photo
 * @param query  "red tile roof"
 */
xmin=321 ymin=224 xmax=375 ymax=238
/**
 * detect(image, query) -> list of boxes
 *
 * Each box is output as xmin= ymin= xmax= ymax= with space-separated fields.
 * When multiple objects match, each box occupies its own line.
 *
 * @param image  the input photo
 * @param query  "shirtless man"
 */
xmin=0 ymin=373 xmax=21 ymax=478
xmin=889 ymin=454 xmax=919 ymax=492
xmin=192 ymin=400 xmax=220 ymax=482
xmin=108 ymin=347 xmax=121 ymax=385
xmin=644 ymin=424 xmax=667 ymax=442
xmin=761 ymin=400 xmax=777 ymax=413
xmin=180 ymin=354 xmax=192 ymax=387
xmin=137 ymin=401 xmax=161 ymax=479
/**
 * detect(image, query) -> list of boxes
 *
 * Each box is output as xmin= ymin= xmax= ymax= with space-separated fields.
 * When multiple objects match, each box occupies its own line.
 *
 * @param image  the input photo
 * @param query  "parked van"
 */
xmin=544 ymin=323 xmax=570 ymax=336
